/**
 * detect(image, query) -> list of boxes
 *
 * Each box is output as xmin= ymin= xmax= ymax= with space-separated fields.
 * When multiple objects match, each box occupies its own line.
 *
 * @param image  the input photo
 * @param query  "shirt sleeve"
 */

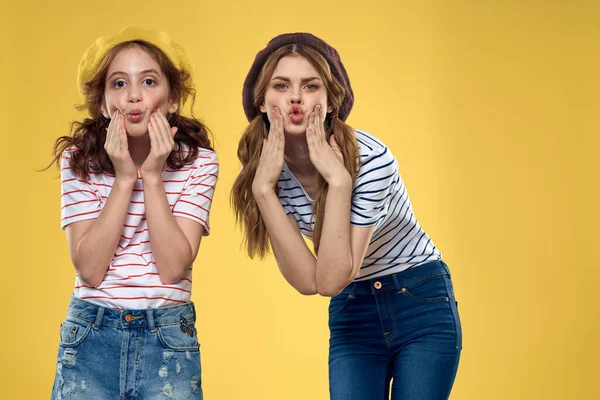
xmin=172 ymin=150 xmax=219 ymax=236
xmin=350 ymin=145 xmax=398 ymax=227
xmin=60 ymin=152 xmax=102 ymax=229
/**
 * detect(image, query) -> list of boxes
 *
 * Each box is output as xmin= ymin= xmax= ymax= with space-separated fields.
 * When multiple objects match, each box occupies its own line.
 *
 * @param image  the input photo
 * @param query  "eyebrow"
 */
xmin=108 ymin=69 xmax=162 ymax=80
xmin=271 ymin=76 xmax=322 ymax=83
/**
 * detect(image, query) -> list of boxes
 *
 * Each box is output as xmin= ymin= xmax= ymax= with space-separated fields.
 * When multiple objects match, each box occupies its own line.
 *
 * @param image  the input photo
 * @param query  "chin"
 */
xmin=125 ymin=125 xmax=149 ymax=138
xmin=284 ymin=123 xmax=309 ymax=135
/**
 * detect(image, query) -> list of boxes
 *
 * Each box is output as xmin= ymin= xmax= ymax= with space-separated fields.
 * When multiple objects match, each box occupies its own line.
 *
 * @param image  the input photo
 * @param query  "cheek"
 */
xmin=150 ymin=92 xmax=173 ymax=111
xmin=264 ymin=90 xmax=286 ymax=107
xmin=315 ymin=93 xmax=328 ymax=106
xmin=104 ymin=95 xmax=122 ymax=115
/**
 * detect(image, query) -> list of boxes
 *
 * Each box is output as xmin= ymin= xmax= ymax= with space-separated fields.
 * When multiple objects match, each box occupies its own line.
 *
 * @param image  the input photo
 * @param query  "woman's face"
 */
xmin=260 ymin=55 xmax=333 ymax=135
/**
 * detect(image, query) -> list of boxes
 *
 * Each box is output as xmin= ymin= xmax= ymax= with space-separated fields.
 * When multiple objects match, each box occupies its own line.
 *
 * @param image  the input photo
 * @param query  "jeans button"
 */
xmin=374 ymin=281 xmax=382 ymax=289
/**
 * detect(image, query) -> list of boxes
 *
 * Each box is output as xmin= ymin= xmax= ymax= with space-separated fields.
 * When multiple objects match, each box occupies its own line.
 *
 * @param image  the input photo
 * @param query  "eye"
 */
xmin=304 ymin=83 xmax=319 ymax=91
xmin=273 ymin=83 xmax=288 ymax=90
xmin=113 ymin=80 xmax=126 ymax=88
xmin=143 ymin=78 xmax=156 ymax=86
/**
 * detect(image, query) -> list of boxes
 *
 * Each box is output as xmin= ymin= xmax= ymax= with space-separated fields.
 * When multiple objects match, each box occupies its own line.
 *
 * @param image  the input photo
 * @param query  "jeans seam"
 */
xmin=133 ymin=330 xmax=143 ymax=399
xmin=384 ymin=291 xmax=396 ymax=345
xmin=328 ymin=294 xmax=354 ymax=317
xmin=442 ymin=274 xmax=461 ymax=349
xmin=399 ymin=287 xmax=450 ymax=303
xmin=400 ymin=270 xmax=448 ymax=288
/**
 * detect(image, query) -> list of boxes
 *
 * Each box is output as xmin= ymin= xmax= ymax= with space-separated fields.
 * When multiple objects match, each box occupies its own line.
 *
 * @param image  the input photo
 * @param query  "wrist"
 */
xmin=141 ymin=173 xmax=163 ymax=187
xmin=252 ymin=183 xmax=276 ymax=200
xmin=113 ymin=175 xmax=137 ymax=188
xmin=325 ymin=171 xmax=352 ymax=190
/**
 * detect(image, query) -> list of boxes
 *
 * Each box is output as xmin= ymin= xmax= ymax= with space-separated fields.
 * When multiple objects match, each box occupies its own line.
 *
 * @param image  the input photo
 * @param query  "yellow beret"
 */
xmin=77 ymin=27 xmax=194 ymax=105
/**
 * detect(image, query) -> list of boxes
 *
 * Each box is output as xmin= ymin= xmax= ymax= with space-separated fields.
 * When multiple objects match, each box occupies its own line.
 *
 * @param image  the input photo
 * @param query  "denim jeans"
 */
xmin=51 ymin=297 xmax=202 ymax=399
xmin=328 ymin=260 xmax=462 ymax=400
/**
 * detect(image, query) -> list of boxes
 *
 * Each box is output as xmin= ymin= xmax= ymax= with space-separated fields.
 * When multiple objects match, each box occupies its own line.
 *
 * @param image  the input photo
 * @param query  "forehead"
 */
xmin=271 ymin=55 xmax=321 ymax=79
xmin=107 ymin=45 xmax=164 ymax=75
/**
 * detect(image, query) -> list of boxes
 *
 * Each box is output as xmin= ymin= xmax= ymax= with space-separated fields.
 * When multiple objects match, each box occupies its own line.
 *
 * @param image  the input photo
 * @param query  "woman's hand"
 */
xmin=252 ymin=107 xmax=285 ymax=195
xmin=306 ymin=105 xmax=350 ymax=186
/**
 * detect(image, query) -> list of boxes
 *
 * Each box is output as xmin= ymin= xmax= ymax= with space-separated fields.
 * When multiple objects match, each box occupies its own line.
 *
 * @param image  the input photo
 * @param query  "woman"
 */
xmin=232 ymin=32 xmax=461 ymax=400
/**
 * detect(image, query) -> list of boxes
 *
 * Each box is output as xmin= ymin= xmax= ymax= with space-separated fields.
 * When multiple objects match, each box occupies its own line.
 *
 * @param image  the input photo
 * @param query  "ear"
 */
xmin=168 ymin=99 xmax=178 ymax=114
xmin=259 ymin=103 xmax=267 ymax=113
xmin=327 ymin=105 xmax=334 ymax=114
xmin=100 ymin=101 xmax=110 ymax=119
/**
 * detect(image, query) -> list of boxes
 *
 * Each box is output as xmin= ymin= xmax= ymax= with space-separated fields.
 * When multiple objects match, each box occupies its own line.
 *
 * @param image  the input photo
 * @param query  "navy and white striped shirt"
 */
xmin=278 ymin=130 xmax=441 ymax=281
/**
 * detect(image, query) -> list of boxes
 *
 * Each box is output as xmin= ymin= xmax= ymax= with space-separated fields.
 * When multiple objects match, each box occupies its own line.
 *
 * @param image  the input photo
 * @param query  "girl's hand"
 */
xmin=252 ymin=107 xmax=285 ymax=195
xmin=140 ymin=110 xmax=178 ymax=181
xmin=306 ymin=105 xmax=350 ymax=185
xmin=104 ymin=110 xmax=137 ymax=182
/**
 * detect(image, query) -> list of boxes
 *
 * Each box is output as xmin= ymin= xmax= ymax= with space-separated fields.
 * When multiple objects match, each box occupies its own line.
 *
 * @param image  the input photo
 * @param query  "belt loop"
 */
xmin=392 ymin=274 xmax=402 ymax=292
xmin=441 ymin=260 xmax=450 ymax=275
xmin=93 ymin=306 xmax=104 ymax=330
xmin=146 ymin=309 xmax=156 ymax=332
xmin=190 ymin=302 xmax=196 ymax=321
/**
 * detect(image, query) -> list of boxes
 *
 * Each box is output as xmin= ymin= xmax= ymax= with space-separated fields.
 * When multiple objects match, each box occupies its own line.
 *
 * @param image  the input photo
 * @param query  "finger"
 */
xmin=307 ymin=111 xmax=316 ymax=143
xmin=119 ymin=114 xmax=128 ymax=152
xmin=277 ymin=124 xmax=285 ymax=155
xmin=315 ymin=105 xmax=325 ymax=140
xmin=148 ymin=115 xmax=159 ymax=151
xmin=150 ymin=111 xmax=167 ymax=150
xmin=329 ymin=134 xmax=338 ymax=149
xmin=277 ymin=108 xmax=283 ymax=135
xmin=105 ymin=112 xmax=115 ymax=149
xmin=108 ymin=112 xmax=119 ymax=150
xmin=159 ymin=113 xmax=177 ymax=146
xmin=260 ymin=138 xmax=268 ymax=157
xmin=155 ymin=110 xmax=172 ymax=137
xmin=107 ymin=109 xmax=118 ymax=136
xmin=269 ymin=107 xmax=279 ymax=140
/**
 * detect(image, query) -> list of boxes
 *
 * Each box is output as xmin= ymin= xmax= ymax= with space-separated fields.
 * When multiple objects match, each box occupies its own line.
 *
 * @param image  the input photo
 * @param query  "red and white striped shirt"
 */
xmin=60 ymin=147 xmax=218 ymax=309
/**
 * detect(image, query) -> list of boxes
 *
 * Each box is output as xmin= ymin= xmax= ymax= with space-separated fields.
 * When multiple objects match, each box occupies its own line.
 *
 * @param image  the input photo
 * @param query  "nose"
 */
xmin=290 ymin=87 xmax=302 ymax=104
xmin=127 ymin=84 xmax=142 ymax=103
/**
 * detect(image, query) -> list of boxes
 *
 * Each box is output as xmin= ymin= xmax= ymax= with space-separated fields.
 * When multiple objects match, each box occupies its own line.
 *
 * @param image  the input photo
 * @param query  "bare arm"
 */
xmin=66 ymin=178 xmax=136 ymax=287
xmin=140 ymin=111 xmax=205 ymax=284
xmin=143 ymin=175 xmax=203 ymax=284
xmin=65 ymin=111 xmax=138 ymax=287
xmin=253 ymin=186 xmax=318 ymax=295
xmin=253 ymin=106 xmax=378 ymax=296
xmin=306 ymin=106 xmax=377 ymax=296
xmin=313 ymin=177 xmax=354 ymax=296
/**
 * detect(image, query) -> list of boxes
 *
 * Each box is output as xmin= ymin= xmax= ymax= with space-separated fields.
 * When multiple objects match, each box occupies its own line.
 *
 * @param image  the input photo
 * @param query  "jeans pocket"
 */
xmin=328 ymin=293 xmax=355 ymax=316
xmin=156 ymin=319 xmax=200 ymax=352
xmin=398 ymin=274 xmax=451 ymax=304
xmin=59 ymin=317 xmax=94 ymax=348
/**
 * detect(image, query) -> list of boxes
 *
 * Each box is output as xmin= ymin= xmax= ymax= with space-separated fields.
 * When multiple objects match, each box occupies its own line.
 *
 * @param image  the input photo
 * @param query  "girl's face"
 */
xmin=101 ymin=45 xmax=177 ymax=137
xmin=260 ymin=55 xmax=333 ymax=135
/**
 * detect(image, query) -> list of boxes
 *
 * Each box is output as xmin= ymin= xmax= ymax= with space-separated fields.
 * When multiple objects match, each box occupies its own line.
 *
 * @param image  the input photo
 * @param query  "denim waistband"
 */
xmin=343 ymin=260 xmax=450 ymax=295
xmin=66 ymin=296 xmax=196 ymax=330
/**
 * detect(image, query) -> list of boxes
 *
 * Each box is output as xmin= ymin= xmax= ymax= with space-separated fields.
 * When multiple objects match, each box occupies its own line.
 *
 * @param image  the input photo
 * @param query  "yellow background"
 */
xmin=1 ymin=0 xmax=598 ymax=398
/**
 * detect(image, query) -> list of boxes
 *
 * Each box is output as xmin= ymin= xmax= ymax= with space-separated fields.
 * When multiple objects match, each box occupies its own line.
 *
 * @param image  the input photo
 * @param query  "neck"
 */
xmin=284 ymin=133 xmax=317 ymax=177
xmin=128 ymin=135 xmax=151 ymax=168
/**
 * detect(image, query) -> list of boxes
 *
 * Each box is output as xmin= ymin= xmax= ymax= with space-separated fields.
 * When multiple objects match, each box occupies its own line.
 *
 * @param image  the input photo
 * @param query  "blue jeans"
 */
xmin=51 ymin=297 xmax=202 ymax=399
xmin=328 ymin=260 xmax=462 ymax=400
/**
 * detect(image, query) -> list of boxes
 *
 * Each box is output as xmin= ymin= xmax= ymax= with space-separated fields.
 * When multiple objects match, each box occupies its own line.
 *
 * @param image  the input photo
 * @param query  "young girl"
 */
xmin=49 ymin=27 xmax=217 ymax=399
xmin=232 ymin=33 xmax=461 ymax=400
